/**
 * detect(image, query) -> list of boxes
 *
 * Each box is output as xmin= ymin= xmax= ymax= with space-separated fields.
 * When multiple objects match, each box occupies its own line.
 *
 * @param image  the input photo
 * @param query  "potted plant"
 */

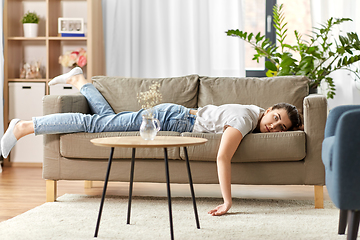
xmin=226 ymin=4 xmax=360 ymax=99
xmin=21 ymin=11 xmax=40 ymax=38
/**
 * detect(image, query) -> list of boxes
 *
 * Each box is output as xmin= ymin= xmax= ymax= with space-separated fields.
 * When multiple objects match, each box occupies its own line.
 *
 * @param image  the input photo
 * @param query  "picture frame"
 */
xmin=58 ymin=18 xmax=85 ymax=37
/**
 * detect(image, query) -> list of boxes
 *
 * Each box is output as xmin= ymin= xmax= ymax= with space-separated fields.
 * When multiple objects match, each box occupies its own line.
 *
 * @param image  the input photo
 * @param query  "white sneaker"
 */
xmin=48 ymin=67 xmax=83 ymax=86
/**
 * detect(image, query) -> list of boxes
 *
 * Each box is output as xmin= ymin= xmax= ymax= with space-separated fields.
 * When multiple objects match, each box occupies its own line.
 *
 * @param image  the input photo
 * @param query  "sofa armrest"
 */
xmin=42 ymin=94 xmax=90 ymax=181
xmin=303 ymin=94 xmax=327 ymax=185
xmin=43 ymin=94 xmax=90 ymax=115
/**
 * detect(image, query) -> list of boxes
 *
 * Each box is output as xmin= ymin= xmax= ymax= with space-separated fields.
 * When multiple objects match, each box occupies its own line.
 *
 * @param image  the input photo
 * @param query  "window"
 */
xmin=243 ymin=0 xmax=311 ymax=77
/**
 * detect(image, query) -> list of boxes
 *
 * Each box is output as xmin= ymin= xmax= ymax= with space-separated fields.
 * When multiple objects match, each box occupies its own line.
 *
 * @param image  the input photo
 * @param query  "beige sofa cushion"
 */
xmin=92 ymin=75 xmax=199 ymax=112
xmin=198 ymin=76 xmax=309 ymax=113
xmin=60 ymin=131 xmax=181 ymax=160
xmin=180 ymin=131 xmax=306 ymax=163
xmin=60 ymin=131 xmax=305 ymax=163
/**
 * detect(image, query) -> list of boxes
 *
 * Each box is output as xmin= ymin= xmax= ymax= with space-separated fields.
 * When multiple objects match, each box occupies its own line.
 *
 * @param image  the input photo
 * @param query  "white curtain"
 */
xmin=0 ymin=0 xmax=4 ymax=171
xmin=311 ymin=0 xmax=360 ymax=108
xmin=102 ymin=0 xmax=245 ymax=78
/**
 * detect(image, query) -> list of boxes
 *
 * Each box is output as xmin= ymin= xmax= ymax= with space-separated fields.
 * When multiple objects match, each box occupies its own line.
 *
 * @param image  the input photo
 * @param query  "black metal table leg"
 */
xmin=164 ymin=148 xmax=174 ymax=240
xmin=127 ymin=148 xmax=136 ymax=224
xmin=183 ymin=147 xmax=200 ymax=229
xmin=348 ymin=210 xmax=360 ymax=240
xmin=338 ymin=209 xmax=348 ymax=234
xmin=94 ymin=147 xmax=115 ymax=238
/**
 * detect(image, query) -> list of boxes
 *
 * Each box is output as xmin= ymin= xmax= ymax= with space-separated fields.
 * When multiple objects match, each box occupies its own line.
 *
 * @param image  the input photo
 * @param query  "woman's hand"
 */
xmin=208 ymin=202 xmax=232 ymax=216
xmin=209 ymin=126 xmax=243 ymax=216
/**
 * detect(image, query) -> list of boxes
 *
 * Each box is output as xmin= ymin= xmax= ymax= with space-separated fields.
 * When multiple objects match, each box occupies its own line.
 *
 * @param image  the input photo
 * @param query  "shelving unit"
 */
xmin=3 ymin=0 xmax=105 ymax=166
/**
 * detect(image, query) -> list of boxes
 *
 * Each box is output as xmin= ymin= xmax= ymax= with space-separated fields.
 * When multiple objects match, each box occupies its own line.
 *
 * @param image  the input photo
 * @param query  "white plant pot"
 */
xmin=23 ymin=23 xmax=38 ymax=38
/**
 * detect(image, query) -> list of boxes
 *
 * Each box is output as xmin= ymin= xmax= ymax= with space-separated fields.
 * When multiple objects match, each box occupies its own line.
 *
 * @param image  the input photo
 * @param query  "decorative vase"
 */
xmin=140 ymin=115 xmax=160 ymax=140
xmin=23 ymin=23 xmax=38 ymax=38
xmin=309 ymin=87 xmax=318 ymax=94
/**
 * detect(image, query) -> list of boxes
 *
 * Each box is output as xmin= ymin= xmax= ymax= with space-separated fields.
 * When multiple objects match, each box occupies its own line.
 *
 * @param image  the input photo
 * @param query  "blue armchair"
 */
xmin=322 ymin=105 xmax=360 ymax=240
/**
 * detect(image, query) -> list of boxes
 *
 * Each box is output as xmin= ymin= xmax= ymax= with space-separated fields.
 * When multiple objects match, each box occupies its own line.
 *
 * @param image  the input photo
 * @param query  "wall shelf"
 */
xmin=8 ymin=37 xmax=48 ymax=40
xmin=8 ymin=79 xmax=48 ymax=82
xmin=48 ymin=37 xmax=88 ymax=40
xmin=3 ymin=0 xmax=105 ymax=165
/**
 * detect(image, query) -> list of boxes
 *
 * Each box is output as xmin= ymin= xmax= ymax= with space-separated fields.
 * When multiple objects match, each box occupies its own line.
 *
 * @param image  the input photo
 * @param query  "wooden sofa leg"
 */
xmin=46 ymin=180 xmax=57 ymax=202
xmin=314 ymin=185 xmax=324 ymax=209
xmin=84 ymin=180 xmax=93 ymax=189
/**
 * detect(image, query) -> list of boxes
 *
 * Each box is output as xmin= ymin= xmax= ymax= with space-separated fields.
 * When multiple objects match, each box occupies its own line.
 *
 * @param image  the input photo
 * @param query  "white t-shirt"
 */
xmin=192 ymin=104 xmax=264 ymax=136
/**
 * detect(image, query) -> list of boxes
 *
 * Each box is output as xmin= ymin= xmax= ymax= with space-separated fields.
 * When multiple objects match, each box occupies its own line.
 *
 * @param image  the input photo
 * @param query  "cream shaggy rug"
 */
xmin=0 ymin=194 xmax=349 ymax=240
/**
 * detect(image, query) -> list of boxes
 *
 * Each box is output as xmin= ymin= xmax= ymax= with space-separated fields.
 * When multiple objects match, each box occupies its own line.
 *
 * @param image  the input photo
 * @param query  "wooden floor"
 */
xmin=0 ymin=166 xmax=330 ymax=222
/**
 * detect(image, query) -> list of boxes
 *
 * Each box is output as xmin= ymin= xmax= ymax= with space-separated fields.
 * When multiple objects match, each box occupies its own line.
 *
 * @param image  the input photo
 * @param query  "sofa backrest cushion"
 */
xmin=198 ymin=76 xmax=309 ymax=113
xmin=92 ymin=75 xmax=199 ymax=112
xmin=181 ymin=131 xmax=306 ymax=163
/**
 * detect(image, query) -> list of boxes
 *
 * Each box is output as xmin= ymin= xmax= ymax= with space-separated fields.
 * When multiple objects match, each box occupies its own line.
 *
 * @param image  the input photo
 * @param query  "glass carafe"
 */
xmin=140 ymin=115 xmax=161 ymax=140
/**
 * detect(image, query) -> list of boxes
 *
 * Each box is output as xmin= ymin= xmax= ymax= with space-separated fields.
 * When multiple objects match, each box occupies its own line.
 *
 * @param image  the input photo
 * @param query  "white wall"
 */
xmin=312 ymin=0 xmax=360 ymax=109
xmin=324 ymin=72 xmax=360 ymax=110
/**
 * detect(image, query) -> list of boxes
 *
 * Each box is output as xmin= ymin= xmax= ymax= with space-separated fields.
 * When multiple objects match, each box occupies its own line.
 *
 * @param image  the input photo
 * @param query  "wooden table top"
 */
xmin=90 ymin=136 xmax=208 ymax=148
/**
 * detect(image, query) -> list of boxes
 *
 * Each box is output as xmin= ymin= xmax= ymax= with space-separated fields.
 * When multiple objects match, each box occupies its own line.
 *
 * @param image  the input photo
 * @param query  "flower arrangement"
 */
xmin=59 ymin=48 xmax=87 ymax=68
xmin=137 ymin=82 xmax=162 ymax=117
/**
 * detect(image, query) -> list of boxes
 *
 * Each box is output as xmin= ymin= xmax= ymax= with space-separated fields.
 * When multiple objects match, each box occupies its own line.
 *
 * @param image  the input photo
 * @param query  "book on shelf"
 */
xmin=61 ymin=33 xmax=85 ymax=37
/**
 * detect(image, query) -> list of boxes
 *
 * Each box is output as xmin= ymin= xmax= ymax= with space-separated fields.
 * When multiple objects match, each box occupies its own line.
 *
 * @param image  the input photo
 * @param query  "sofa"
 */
xmin=42 ymin=74 xmax=327 ymax=207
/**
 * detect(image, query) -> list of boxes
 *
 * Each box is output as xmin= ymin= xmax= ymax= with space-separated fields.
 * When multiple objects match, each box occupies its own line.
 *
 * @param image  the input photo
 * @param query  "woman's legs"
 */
xmin=80 ymin=84 xmax=115 ymax=115
xmin=50 ymin=67 xmax=114 ymax=115
xmin=48 ymin=67 xmax=85 ymax=87
xmin=1 ymin=120 xmax=25 ymax=158
xmin=1 ymin=110 xmax=143 ymax=158
xmin=1 ymin=68 xmax=114 ymax=158
xmin=31 ymin=103 xmax=196 ymax=136
xmin=32 ymin=111 xmax=144 ymax=135
xmin=1 ymin=103 xmax=196 ymax=158
xmin=13 ymin=121 xmax=34 ymax=139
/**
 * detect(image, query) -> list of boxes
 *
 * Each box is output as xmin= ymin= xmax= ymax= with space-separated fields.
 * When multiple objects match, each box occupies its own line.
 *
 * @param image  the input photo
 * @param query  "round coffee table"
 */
xmin=91 ymin=136 xmax=208 ymax=239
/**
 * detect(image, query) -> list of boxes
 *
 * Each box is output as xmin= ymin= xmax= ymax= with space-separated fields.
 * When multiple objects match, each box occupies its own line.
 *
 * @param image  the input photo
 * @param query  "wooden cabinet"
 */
xmin=3 ymin=0 xmax=105 ymax=166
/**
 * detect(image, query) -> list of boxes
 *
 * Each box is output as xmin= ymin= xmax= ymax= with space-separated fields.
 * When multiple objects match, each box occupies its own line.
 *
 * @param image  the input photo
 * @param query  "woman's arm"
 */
xmin=208 ymin=126 xmax=243 ymax=216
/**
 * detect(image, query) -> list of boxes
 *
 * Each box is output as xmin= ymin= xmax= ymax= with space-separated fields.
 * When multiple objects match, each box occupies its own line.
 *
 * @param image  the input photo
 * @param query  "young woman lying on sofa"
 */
xmin=1 ymin=67 xmax=303 ymax=216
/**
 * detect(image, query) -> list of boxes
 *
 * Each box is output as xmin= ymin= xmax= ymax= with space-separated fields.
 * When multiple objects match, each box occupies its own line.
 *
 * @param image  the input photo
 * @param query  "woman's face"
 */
xmin=258 ymin=108 xmax=292 ymax=133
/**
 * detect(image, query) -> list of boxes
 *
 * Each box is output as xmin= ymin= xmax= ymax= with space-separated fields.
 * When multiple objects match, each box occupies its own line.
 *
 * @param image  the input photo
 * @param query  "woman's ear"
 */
xmin=264 ymin=107 xmax=272 ymax=115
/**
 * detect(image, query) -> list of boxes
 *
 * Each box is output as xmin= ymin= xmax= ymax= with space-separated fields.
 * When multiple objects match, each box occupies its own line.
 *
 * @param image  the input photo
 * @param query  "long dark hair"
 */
xmin=271 ymin=102 xmax=302 ymax=130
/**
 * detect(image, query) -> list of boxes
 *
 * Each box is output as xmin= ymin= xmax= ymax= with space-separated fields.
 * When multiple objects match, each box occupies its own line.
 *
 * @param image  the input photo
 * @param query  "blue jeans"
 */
xmin=33 ymin=83 xmax=196 ymax=135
